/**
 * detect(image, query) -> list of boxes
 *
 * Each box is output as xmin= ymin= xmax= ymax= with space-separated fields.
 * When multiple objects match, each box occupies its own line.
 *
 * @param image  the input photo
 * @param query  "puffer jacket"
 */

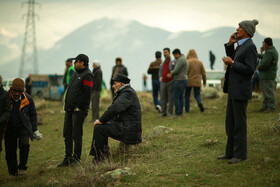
xmin=99 ymin=85 xmax=142 ymax=144
xmin=8 ymin=92 xmax=37 ymax=139
xmin=187 ymin=49 xmax=206 ymax=87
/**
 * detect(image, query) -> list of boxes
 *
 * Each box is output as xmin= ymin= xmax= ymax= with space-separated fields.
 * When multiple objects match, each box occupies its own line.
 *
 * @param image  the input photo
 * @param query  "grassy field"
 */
xmin=0 ymin=89 xmax=279 ymax=186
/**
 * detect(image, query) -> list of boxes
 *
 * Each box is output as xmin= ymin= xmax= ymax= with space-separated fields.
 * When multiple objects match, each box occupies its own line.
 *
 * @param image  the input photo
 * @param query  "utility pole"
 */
xmin=19 ymin=0 xmax=40 ymax=78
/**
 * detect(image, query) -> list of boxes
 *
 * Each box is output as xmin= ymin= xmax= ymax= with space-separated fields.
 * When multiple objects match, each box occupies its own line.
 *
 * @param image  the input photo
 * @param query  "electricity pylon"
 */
xmin=19 ymin=0 xmax=40 ymax=78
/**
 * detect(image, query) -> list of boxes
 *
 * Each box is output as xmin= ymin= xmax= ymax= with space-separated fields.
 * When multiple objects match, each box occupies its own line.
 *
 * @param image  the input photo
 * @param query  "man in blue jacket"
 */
xmin=5 ymin=78 xmax=39 ymax=176
xmin=219 ymin=19 xmax=258 ymax=164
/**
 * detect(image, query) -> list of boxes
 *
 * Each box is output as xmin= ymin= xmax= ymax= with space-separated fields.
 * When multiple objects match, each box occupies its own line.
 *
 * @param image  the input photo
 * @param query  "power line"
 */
xmin=19 ymin=0 xmax=40 ymax=78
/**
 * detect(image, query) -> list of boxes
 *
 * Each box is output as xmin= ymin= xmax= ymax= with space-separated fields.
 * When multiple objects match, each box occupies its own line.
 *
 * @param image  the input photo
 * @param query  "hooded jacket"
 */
xmin=7 ymin=92 xmax=37 ymax=139
xmin=99 ymin=85 xmax=142 ymax=144
xmin=186 ymin=49 xmax=206 ymax=87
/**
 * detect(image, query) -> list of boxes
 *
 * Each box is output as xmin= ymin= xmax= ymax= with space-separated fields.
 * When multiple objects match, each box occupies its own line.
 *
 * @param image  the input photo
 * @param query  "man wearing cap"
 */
xmin=220 ymin=19 xmax=259 ymax=164
xmin=258 ymin=37 xmax=279 ymax=113
xmin=0 ymin=75 xmax=11 ymax=157
xmin=58 ymin=54 xmax=94 ymax=167
xmin=91 ymin=60 xmax=103 ymax=122
xmin=5 ymin=78 xmax=39 ymax=176
xmin=89 ymin=73 xmax=142 ymax=164
xmin=63 ymin=58 xmax=75 ymax=92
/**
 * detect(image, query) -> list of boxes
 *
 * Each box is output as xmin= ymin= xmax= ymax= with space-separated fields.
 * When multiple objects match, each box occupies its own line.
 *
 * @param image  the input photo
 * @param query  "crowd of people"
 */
xmin=0 ymin=18 xmax=279 ymax=177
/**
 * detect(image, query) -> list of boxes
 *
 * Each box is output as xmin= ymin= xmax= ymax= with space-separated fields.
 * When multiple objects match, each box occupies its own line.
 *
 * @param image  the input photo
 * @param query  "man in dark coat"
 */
xmin=91 ymin=60 xmax=103 ymax=122
xmin=90 ymin=74 xmax=142 ymax=163
xmin=110 ymin=57 xmax=128 ymax=99
xmin=219 ymin=19 xmax=259 ymax=164
xmin=58 ymin=54 xmax=94 ymax=167
xmin=5 ymin=78 xmax=39 ymax=176
xmin=0 ymin=75 xmax=11 ymax=155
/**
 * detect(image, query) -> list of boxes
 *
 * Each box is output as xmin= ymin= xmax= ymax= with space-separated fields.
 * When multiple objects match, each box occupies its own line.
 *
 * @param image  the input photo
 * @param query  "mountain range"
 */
xmin=1 ymin=17 xmax=279 ymax=91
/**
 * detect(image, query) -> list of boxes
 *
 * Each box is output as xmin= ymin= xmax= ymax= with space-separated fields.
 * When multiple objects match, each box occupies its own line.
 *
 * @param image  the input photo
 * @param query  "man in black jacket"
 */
xmin=58 ymin=54 xmax=94 ymax=167
xmin=219 ymin=19 xmax=258 ymax=164
xmin=91 ymin=60 xmax=103 ymax=122
xmin=0 ymin=75 xmax=11 ymax=155
xmin=5 ymin=78 xmax=38 ymax=176
xmin=90 ymin=74 xmax=142 ymax=163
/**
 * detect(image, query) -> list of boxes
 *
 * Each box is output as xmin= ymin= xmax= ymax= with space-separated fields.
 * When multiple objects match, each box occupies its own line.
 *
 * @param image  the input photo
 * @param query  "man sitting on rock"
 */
xmin=89 ymin=74 xmax=142 ymax=164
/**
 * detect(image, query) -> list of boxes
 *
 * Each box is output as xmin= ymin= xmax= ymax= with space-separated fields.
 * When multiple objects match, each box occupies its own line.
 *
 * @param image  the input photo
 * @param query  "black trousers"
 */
xmin=0 ymin=124 xmax=4 ymax=152
xmin=89 ymin=122 xmax=121 ymax=160
xmin=225 ymin=97 xmax=248 ymax=159
xmin=5 ymin=126 xmax=30 ymax=175
xmin=63 ymin=110 xmax=87 ymax=160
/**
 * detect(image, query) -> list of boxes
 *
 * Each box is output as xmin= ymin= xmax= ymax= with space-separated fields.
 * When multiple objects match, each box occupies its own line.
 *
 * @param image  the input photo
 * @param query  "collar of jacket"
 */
xmin=9 ymin=91 xmax=30 ymax=111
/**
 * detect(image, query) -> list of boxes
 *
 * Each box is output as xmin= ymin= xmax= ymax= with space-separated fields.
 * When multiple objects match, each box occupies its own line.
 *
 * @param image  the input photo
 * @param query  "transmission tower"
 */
xmin=19 ymin=0 xmax=40 ymax=78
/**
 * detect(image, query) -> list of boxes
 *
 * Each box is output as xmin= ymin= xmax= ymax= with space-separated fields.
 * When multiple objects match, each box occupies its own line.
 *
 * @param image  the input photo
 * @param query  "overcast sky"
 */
xmin=0 ymin=0 xmax=280 ymax=63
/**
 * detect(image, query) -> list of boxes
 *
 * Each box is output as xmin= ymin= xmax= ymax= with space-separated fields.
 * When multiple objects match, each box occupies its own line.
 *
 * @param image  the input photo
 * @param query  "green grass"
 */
xmin=0 ymin=89 xmax=279 ymax=186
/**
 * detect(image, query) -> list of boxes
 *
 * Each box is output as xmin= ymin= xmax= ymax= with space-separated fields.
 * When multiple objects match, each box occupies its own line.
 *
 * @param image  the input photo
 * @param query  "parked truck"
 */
xmin=30 ymin=74 xmax=64 ymax=100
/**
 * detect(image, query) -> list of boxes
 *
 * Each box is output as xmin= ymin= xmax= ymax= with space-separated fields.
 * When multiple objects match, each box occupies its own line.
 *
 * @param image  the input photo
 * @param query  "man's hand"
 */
xmin=222 ymin=56 xmax=234 ymax=66
xmin=93 ymin=119 xmax=102 ymax=127
xmin=228 ymin=33 xmax=238 ymax=46
xmin=167 ymin=73 xmax=172 ymax=78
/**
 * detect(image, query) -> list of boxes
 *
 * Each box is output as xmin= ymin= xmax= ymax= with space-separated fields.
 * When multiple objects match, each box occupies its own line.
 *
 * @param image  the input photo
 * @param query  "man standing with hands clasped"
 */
xmin=58 ymin=54 xmax=94 ymax=167
xmin=219 ymin=19 xmax=258 ymax=164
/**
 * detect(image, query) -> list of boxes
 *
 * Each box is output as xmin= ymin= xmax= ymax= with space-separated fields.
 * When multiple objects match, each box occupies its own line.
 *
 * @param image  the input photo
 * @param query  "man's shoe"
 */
xmin=156 ymin=105 xmax=161 ymax=113
xmin=57 ymin=157 xmax=71 ymax=167
xmin=160 ymin=113 xmax=167 ymax=117
xmin=217 ymin=155 xmax=232 ymax=160
xmin=228 ymin=158 xmax=243 ymax=164
xmin=198 ymin=103 xmax=204 ymax=112
xmin=70 ymin=157 xmax=80 ymax=166
xmin=18 ymin=169 xmax=27 ymax=175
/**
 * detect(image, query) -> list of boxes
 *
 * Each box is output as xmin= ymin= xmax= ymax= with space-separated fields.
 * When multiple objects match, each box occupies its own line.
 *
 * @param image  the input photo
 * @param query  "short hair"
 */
xmin=264 ymin=37 xmax=273 ymax=46
xmin=0 ymin=74 xmax=2 ymax=84
xmin=115 ymin=57 xmax=122 ymax=63
xmin=155 ymin=51 xmax=161 ymax=58
xmin=172 ymin=48 xmax=181 ymax=55
xmin=163 ymin=48 xmax=170 ymax=52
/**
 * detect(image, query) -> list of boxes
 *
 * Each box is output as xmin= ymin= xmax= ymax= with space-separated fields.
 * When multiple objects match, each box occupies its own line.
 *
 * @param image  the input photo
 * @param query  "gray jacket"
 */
xmin=171 ymin=54 xmax=188 ymax=80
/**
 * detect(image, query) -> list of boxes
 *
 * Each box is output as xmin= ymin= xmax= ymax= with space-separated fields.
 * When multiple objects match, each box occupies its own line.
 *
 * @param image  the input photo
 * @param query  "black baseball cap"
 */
xmin=70 ymin=54 xmax=89 ymax=65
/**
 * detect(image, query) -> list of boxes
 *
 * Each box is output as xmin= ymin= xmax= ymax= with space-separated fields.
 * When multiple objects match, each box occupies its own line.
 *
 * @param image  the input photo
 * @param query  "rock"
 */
xmin=202 ymin=88 xmax=219 ymax=99
xmin=100 ymin=167 xmax=135 ymax=182
xmin=148 ymin=126 xmax=173 ymax=139
xmin=203 ymin=139 xmax=219 ymax=147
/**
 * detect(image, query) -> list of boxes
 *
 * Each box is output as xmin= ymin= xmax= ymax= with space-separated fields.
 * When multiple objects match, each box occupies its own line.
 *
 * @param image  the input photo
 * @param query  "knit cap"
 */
xmin=93 ymin=60 xmax=101 ymax=67
xmin=239 ymin=19 xmax=259 ymax=37
xmin=10 ymin=78 xmax=25 ymax=92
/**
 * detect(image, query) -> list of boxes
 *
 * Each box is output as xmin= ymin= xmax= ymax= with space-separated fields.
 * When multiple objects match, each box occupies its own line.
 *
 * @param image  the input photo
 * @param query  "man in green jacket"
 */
xmin=258 ymin=37 xmax=279 ymax=112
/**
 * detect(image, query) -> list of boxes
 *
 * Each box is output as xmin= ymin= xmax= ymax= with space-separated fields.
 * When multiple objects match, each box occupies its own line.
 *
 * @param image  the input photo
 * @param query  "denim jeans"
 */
xmin=152 ymin=80 xmax=161 ymax=107
xmin=173 ymin=80 xmax=187 ymax=115
xmin=185 ymin=87 xmax=202 ymax=112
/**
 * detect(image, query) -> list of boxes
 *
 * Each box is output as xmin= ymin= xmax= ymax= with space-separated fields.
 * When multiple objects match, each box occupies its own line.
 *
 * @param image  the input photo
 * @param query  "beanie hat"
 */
xmin=11 ymin=78 xmax=25 ymax=92
xmin=93 ymin=60 xmax=101 ymax=67
xmin=239 ymin=19 xmax=259 ymax=37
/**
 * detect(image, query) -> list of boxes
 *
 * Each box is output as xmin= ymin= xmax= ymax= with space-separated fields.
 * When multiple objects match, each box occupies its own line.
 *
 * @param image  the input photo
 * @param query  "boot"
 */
xmin=57 ymin=157 xmax=71 ymax=167
xmin=198 ymin=103 xmax=204 ymax=112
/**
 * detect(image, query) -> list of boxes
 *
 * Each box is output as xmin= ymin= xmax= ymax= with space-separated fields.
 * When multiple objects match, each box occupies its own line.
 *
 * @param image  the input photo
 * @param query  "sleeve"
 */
xmin=159 ymin=62 xmax=163 ymax=79
xmin=28 ymin=97 xmax=38 ymax=132
xmin=171 ymin=59 xmax=183 ymax=75
xmin=97 ymin=70 xmax=103 ymax=90
xmin=231 ymin=45 xmax=258 ymax=76
xmin=81 ymin=74 xmax=94 ymax=108
xmin=258 ymin=51 xmax=274 ymax=71
xmin=69 ymin=69 xmax=75 ymax=77
xmin=99 ymin=90 xmax=133 ymax=124
xmin=224 ymin=43 xmax=235 ymax=59
xmin=201 ymin=62 xmax=206 ymax=85
xmin=0 ymin=93 xmax=11 ymax=125
xmin=124 ymin=67 xmax=128 ymax=76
